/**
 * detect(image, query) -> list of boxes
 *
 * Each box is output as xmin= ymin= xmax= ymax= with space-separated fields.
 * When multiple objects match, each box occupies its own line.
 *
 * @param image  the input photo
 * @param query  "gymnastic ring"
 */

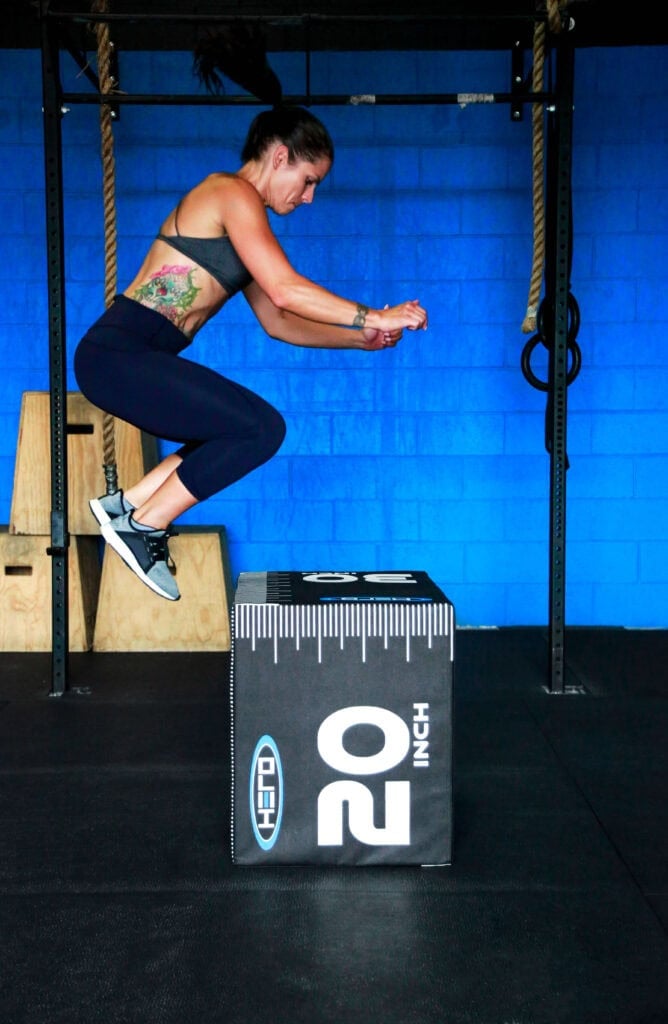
xmin=521 ymin=332 xmax=582 ymax=392
xmin=536 ymin=293 xmax=581 ymax=350
xmin=521 ymin=333 xmax=549 ymax=391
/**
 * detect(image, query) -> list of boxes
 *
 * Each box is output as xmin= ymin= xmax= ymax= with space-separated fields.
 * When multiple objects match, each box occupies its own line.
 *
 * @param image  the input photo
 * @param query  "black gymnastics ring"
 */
xmin=521 ymin=332 xmax=582 ymax=392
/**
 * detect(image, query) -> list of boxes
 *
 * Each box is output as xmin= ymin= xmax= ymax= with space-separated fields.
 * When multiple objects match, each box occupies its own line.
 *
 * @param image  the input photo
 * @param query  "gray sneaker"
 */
xmin=89 ymin=489 xmax=135 ymax=527
xmin=101 ymin=512 xmax=180 ymax=601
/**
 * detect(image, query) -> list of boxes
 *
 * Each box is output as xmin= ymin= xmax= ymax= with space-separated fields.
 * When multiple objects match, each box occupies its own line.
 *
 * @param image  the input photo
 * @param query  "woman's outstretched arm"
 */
xmin=244 ymin=281 xmax=406 ymax=351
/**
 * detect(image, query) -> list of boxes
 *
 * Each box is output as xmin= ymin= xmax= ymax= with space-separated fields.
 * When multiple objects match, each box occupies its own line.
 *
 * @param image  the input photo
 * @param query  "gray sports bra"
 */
xmin=156 ymin=204 xmax=252 ymax=296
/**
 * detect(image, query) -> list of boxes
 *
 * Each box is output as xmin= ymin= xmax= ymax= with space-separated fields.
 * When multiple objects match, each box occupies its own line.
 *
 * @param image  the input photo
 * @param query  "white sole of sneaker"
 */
xmin=100 ymin=521 xmax=180 ymax=601
xmin=89 ymin=497 xmax=111 ymax=527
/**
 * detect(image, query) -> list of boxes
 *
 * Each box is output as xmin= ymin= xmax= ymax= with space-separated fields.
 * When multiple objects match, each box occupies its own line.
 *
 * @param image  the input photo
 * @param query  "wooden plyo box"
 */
xmin=93 ymin=527 xmax=232 ymax=652
xmin=10 ymin=391 xmax=157 ymax=536
xmin=0 ymin=529 xmax=100 ymax=652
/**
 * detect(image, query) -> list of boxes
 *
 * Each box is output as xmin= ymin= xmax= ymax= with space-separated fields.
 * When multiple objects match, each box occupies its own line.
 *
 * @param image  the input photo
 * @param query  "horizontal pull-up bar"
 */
xmin=50 ymin=9 xmax=547 ymax=28
xmin=61 ymin=90 xmax=555 ymax=108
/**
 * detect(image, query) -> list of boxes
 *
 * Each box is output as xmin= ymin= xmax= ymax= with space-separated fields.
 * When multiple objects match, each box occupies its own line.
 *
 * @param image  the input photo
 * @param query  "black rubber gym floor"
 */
xmin=2 ymin=628 xmax=667 ymax=1024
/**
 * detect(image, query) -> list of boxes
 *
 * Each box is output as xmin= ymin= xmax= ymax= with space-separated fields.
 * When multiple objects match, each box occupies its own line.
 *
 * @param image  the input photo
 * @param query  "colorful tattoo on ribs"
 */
xmin=132 ymin=264 xmax=201 ymax=325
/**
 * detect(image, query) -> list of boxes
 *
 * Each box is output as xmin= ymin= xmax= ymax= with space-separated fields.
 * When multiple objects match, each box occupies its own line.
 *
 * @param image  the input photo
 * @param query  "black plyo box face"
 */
xmin=230 ymin=571 xmax=454 ymax=866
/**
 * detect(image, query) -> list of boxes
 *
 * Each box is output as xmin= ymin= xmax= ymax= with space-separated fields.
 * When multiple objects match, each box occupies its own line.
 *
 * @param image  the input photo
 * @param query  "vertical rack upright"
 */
xmin=40 ymin=0 xmax=69 ymax=696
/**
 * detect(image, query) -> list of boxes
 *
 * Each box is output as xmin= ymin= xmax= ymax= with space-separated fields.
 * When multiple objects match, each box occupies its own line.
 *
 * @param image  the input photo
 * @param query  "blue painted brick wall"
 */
xmin=1 ymin=44 xmax=666 ymax=626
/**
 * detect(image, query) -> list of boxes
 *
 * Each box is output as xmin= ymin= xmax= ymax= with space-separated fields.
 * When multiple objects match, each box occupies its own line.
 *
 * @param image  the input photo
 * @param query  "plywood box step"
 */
xmin=0 ymin=529 xmax=100 ymax=651
xmin=10 ymin=391 xmax=157 ymax=536
xmin=93 ymin=526 xmax=232 ymax=652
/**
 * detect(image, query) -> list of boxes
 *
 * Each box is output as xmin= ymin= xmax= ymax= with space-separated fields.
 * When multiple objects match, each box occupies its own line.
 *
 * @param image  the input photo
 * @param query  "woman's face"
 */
xmin=267 ymin=147 xmax=332 ymax=215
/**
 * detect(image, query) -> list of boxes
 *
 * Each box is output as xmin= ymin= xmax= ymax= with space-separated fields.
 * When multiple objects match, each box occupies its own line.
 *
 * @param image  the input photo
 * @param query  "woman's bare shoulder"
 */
xmin=207 ymin=174 xmax=268 ymax=236
xmin=201 ymin=172 xmax=261 ymax=201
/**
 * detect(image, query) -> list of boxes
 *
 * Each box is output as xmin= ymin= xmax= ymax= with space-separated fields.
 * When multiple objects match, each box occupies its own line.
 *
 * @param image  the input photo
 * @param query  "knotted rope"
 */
xmin=92 ymin=0 xmax=118 ymax=493
xmin=521 ymin=0 xmax=567 ymax=333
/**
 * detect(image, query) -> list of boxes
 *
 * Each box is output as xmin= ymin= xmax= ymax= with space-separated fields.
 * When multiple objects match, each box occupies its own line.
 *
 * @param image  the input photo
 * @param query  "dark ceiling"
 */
xmin=5 ymin=0 xmax=667 ymax=53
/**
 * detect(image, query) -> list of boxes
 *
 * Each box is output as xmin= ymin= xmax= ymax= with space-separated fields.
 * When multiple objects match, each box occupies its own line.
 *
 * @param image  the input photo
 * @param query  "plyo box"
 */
xmin=230 ymin=570 xmax=454 ymax=866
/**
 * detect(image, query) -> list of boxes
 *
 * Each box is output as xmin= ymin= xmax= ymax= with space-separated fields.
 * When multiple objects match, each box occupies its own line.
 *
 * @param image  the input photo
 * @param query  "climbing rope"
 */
xmin=546 ymin=0 xmax=566 ymax=34
xmin=92 ymin=0 xmax=118 ymax=494
xmin=521 ymin=19 xmax=547 ymax=333
xmin=520 ymin=0 xmax=581 ymax=466
xmin=521 ymin=0 xmax=568 ymax=334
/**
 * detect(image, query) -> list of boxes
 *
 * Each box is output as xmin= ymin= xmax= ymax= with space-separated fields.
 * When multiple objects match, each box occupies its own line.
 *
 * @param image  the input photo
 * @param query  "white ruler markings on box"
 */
xmin=235 ymin=602 xmax=452 ymax=665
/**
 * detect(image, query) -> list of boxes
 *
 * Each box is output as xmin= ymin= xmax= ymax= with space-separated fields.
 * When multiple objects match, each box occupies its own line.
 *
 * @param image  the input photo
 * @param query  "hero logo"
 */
xmin=249 ymin=735 xmax=284 ymax=851
xmin=317 ymin=704 xmax=430 ymax=848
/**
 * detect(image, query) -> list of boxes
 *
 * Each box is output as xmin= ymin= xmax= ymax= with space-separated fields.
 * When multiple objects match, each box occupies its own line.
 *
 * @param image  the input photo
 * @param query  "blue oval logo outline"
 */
xmin=249 ymin=734 xmax=284 ymax=851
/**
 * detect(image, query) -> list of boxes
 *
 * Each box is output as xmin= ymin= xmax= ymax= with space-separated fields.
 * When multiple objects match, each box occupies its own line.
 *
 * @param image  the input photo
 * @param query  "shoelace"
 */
xmin=165 ymin=527 xmax=178 ymax=573
xmin=144 ymin=527 xmax=179 ymax=572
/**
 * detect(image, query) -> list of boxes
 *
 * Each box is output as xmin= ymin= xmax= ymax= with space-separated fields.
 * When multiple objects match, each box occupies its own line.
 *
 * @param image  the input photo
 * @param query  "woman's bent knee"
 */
xmin=261 ymin=405 xmax=287 ymax=460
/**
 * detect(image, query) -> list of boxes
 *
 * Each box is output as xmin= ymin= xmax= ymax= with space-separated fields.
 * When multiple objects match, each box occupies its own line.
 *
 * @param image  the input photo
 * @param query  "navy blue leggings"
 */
xmin=74 ymin=296 xmax=286 ymax=502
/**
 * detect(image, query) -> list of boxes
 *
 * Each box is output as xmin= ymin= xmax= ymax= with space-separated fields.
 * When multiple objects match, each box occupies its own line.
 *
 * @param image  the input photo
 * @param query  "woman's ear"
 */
xmin=272 ymin=143 xmax=289 ymax=169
